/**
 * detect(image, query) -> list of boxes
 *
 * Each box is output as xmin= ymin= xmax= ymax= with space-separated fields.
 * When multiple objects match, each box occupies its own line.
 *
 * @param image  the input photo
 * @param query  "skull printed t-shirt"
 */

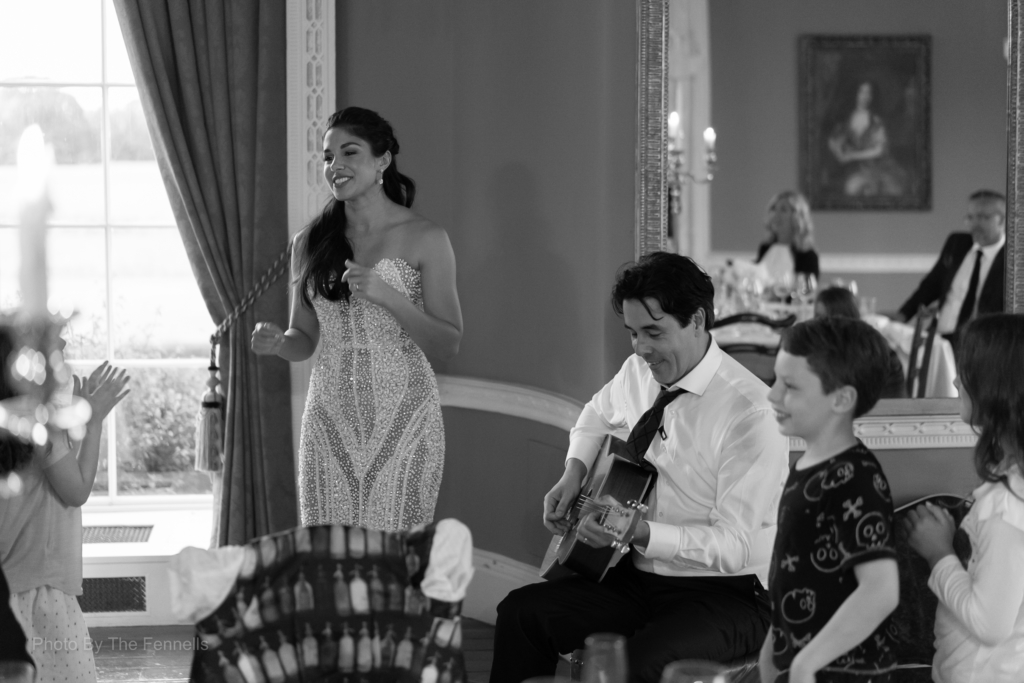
xmin=769 ymin=442 xmax=898 ymax=678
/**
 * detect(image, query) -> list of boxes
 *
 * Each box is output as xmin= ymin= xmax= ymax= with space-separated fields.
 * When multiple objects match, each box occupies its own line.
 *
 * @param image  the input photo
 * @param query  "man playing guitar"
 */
xmin=490 ymin=253 xmax=790 ymax=683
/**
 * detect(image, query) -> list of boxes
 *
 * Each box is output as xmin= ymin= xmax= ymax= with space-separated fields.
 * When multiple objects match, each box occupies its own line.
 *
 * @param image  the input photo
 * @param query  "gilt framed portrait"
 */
xmin=799 ymin=35 xmax=931 ymax=211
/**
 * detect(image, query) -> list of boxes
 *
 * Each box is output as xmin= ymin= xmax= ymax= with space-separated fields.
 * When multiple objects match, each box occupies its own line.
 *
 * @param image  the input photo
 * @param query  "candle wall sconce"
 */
xmin=667 ymin=112 xmax=717 ymax=215
xmin=0 ymin=125 xmax=91 ymax=453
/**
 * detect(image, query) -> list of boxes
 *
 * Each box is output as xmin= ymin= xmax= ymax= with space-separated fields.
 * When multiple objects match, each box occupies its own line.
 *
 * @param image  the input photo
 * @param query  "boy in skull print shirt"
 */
xmin=770 ymin=445 xmax=898 ymax=680
xmin=764 ymin=318 xmax=899 ymax=683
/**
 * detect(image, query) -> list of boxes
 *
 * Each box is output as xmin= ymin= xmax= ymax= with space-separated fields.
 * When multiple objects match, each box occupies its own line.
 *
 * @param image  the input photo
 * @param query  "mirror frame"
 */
xmin=635 ymin=0 xmax=1023 ymax=449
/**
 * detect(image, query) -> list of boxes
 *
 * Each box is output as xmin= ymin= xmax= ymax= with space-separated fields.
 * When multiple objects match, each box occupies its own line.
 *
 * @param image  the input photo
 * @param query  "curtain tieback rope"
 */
xmin=196 ymin=241 xmax=292 ymax=473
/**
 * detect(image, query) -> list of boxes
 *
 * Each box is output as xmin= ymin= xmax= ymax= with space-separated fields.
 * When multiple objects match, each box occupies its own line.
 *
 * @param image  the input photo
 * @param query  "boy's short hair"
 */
xmin=780 ymin=317 xmax=892 ymax=417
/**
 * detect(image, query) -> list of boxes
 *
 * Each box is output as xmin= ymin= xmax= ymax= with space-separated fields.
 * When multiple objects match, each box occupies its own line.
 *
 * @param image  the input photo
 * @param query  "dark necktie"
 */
xmin=955 ymin=250 xmax=983 ymax=331
xmin=623 ymin=388 xmax=685 ymax=465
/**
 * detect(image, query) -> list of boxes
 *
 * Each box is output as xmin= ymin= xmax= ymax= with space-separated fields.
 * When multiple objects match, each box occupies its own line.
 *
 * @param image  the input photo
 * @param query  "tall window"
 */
xmin=0 ymin=0 xmax=213 ymax=502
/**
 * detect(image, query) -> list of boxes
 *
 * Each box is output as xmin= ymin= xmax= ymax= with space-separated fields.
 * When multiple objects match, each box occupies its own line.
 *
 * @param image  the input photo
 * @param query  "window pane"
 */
xmin=114 ymin=366 xmax=213 ymax=495
xmin=0 ymin=87 xmax=104 ymax=225
xmin=108 ymin=87 xmax=174 ymax=225
xmin=0 ymin=228 xmax=108 ymax=360
xmin=110 ymin=228 xmax=211 ymax=359
xmin=50 ymin=228 xmax=109 ymax=359
xmin=104 ymin=0 xmax=135 ymax=85
xmin=0 ymin=0 xmax=102 ymax=83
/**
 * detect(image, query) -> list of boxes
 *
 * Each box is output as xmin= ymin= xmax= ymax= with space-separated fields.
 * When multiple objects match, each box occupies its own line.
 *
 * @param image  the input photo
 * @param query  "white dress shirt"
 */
xmin=929 ymin=469 xmax=1024 ymax=683
xmin=937 ymin=234 xmax=1005 ymax=334
xmin=566 ymin=338 xmax=789 ymax=586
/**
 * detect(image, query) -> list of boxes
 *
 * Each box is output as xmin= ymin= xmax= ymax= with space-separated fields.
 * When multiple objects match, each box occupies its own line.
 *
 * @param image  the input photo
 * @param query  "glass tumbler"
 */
xmin=659 ymin=659 xmax=729 ymax=683
xmin=581 ymin=633 xmax=628 ymax=683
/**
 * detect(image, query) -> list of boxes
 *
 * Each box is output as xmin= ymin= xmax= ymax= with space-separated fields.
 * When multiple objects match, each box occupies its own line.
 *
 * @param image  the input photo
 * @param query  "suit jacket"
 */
xmin=898 ymin=232 xmax=1005 ymax=323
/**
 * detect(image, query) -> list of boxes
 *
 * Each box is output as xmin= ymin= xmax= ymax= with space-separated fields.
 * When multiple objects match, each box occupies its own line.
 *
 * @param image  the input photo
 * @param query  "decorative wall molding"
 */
xmin=437 ymin=375 xmax=974 ymax=451
xmin=285 ymin=0 xmax=335 ymax=465
xmin=437 ymin=376 xmax=584 ymax=433
xmin=666 ymin=0 xmax=711 ymax=259
xmin=286 ymin=0 xmax=336 ymax=237
xmin=705 ymin=251 xmax=937 ymax=275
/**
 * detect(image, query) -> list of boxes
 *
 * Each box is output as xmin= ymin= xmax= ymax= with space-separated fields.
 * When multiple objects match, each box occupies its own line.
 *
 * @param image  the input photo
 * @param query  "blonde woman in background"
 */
xmin=755 ymin=190 xmax=820 ymax=284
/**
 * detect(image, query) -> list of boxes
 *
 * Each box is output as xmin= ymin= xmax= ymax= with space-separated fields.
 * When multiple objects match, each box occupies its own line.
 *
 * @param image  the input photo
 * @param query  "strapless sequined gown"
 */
xmin=298 ymin=258 xmax=444 ymax=531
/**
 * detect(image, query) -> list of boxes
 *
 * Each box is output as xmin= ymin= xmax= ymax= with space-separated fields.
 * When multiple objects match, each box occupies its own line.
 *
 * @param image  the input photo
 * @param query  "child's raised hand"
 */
xmin=75 ymin=362 xmax=131 ymax=426
xmin=905 ymin=502 xmax=956 ymax=568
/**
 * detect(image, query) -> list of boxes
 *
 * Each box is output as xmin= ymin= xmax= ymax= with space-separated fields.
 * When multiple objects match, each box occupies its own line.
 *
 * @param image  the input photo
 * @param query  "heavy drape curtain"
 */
xmin=112 ymin=0 xmax=296 ymax=544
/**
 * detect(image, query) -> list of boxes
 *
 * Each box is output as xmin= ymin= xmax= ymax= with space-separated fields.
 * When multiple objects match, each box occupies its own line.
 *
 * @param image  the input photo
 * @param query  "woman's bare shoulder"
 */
xmin=292 ymin=225 xmax=313 ymax=249
xmin=391 ymin=212 xmax=450 ymax=248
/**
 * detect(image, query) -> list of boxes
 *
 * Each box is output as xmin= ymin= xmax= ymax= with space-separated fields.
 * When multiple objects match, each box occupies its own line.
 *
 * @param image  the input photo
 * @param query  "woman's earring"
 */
xmin=377 ymin=170 xmax=384 ymax=185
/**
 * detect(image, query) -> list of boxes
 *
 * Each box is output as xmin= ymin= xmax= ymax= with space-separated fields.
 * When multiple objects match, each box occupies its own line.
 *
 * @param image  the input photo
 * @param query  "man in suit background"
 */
xmin=897 ymin=189 xmax=1006 ymax=343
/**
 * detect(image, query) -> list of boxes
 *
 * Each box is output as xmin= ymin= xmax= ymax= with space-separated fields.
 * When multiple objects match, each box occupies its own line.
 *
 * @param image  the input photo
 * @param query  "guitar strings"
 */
xmin=572 ymin=495 xmax=615 ymax=516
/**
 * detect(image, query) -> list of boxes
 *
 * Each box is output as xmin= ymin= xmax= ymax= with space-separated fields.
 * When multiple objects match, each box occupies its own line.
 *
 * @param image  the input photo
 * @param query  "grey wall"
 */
xmin=710 ymin=0 xmax=1008 ymax=312
xmin=336 ymin=1 xmax=637 ymax=398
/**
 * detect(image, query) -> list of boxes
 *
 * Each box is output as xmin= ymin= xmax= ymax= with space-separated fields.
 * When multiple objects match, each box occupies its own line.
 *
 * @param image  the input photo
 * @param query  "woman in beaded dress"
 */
xmin=252 ymin=107 xmax=462 ymax=531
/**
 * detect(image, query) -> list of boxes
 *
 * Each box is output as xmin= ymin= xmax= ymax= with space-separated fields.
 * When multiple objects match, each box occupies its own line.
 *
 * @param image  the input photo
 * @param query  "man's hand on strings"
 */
xmin=543 ymin=459 xmax=587 ymax=536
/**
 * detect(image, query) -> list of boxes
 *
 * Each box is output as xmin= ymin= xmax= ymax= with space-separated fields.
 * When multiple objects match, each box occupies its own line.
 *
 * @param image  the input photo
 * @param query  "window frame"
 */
xmin=0 ymin=0 xmax=213 ymax=511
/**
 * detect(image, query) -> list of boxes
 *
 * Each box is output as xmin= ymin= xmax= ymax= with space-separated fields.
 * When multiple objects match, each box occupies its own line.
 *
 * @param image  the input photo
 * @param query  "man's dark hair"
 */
xmin=969 ymin=189 xmax=1007 ymax=217
xmin=779 ymin=317 xmax=891 ymax=418
xmin=968 ymin=189 xmax=1006 ymax=204
xmin=611 ymin=252 xmax=715 ymax=330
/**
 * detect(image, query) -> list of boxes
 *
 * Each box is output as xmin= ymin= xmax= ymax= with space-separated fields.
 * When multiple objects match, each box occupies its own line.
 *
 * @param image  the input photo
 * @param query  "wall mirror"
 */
xmin=635 ymin=0 xmax=1024 ymax=448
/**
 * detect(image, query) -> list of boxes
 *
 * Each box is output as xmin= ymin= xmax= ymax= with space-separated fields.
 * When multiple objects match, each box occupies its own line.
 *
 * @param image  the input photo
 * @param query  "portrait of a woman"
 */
xmin=826 ymin=80 xmax=908 ymax=198
xmin=800 ymin=35 xmax=930 ymax=210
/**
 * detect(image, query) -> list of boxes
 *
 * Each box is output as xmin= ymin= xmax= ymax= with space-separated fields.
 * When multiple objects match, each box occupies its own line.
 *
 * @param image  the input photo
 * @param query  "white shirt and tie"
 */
xmin=566 ymin=338 xmax=790 ymax=587
xmin=937 ymin=234 xmax=1006 ymax=335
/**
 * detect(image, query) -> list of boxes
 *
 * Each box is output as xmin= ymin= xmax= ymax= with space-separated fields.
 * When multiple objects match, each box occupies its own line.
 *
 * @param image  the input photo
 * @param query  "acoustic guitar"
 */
xmin=539 ymin=435 xmax=655 ymax=582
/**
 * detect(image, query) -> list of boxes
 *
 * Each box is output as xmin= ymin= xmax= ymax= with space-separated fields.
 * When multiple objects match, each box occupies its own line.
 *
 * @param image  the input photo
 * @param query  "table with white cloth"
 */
xmin=711 ymin=311 xmax=958 ymax=398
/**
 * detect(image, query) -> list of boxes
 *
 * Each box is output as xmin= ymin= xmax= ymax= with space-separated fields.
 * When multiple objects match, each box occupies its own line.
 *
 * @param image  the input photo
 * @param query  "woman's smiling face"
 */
xmin=769 ymin=200 xmax=797 ymax=243
xmin=322 ymin=127 xmax=387 ymax=202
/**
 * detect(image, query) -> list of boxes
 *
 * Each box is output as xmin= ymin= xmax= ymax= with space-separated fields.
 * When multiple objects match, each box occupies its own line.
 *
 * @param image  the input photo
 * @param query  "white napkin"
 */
xmin=167 ymin=545 xmax=246 ymax=622
xmin=420 ymin=518 xmax=475 ymax=603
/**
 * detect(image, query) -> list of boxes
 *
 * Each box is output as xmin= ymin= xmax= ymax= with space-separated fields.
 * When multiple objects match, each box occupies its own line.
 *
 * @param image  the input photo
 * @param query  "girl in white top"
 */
xmin=0 ymin=328 xmax=130 ymax=683
xmin=904 ymin=313 xmax=1024 ymax=683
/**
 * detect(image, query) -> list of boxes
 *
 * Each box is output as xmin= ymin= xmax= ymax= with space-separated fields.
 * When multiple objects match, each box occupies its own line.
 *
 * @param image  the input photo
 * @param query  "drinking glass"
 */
xmin=772 ymin=271 xmax=794 ymax=302
xmin=794 ymin=274 xmax=811 ymax=305
xmin=581 ymin=633 xmax=628 ymax=683
xmin=659 ymin=659 xmax=729 ymax=683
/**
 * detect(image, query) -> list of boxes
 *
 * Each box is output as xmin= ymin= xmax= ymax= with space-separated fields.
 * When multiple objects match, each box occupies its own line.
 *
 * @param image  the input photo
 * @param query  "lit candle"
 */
xmin=703 ymin=127 xmax=717 ymax=155
xmin=668 ymin=111 xmax=680 ymax=143
xmin=16 ymin=125 xmax=52 ymax=316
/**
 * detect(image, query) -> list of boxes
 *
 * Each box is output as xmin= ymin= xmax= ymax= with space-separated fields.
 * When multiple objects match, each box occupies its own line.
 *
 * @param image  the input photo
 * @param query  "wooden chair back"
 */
xmin=906 ymin=306 xmax=939 ymax=398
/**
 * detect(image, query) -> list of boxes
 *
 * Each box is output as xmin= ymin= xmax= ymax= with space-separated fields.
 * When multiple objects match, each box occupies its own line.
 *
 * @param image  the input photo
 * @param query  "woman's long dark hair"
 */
xmin=957 ymin=314 xmax=1024 ymax=493
xmin=300 ymin=107 xmax=417 ymax=307
xmin=0 ymin=327 xmax=33 ymax=476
